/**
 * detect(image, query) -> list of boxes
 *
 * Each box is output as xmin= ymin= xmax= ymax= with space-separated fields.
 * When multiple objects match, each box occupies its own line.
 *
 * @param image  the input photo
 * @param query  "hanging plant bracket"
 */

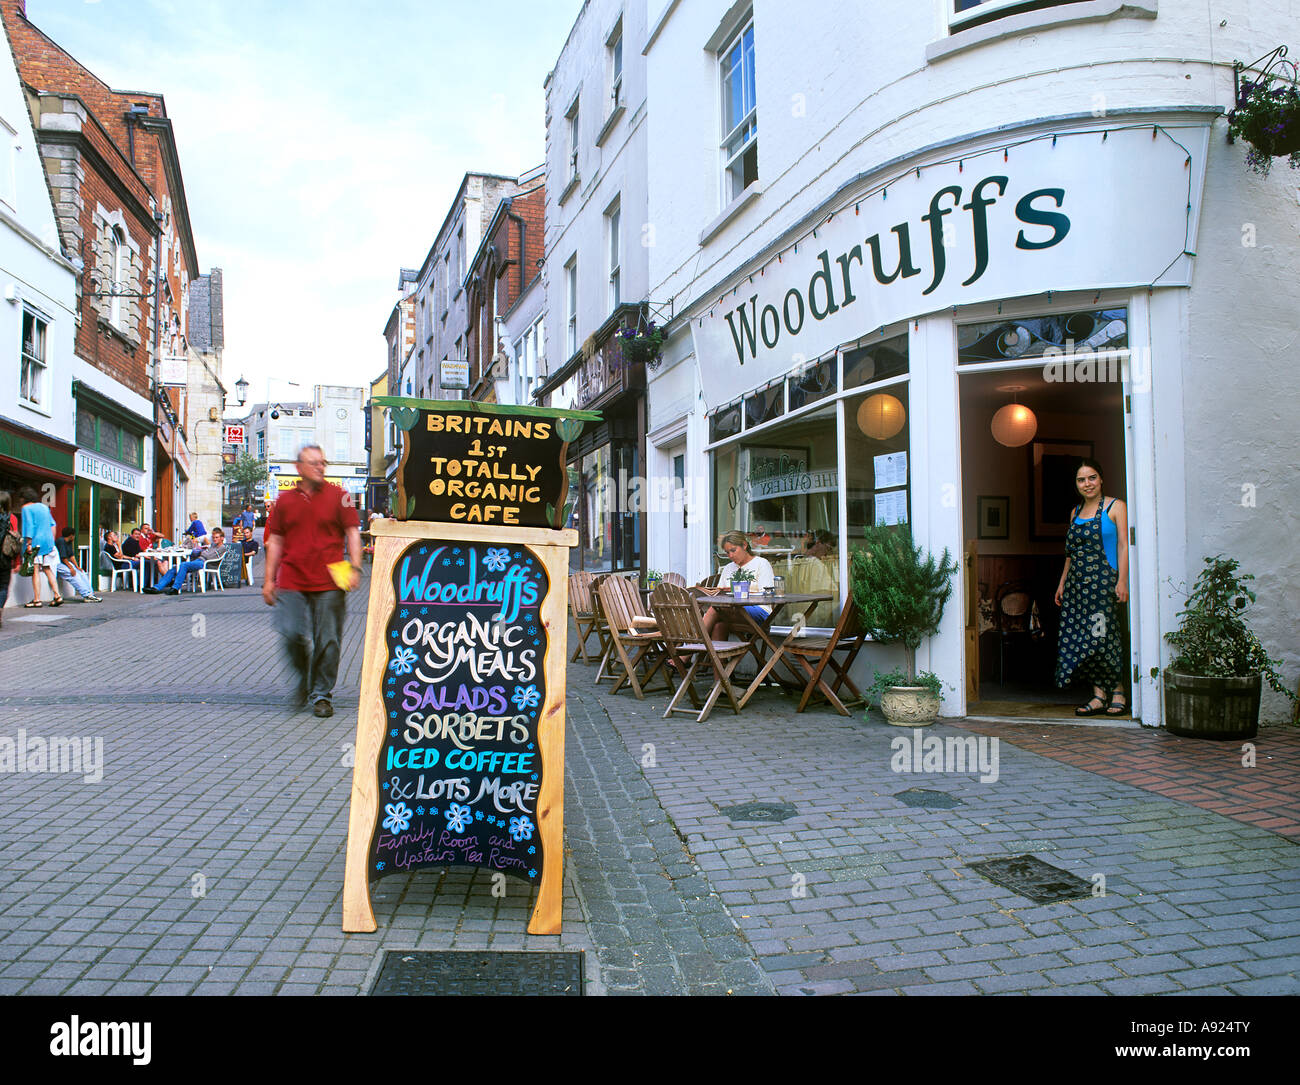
xmin=1227 ymin=45 xmax=1300 ymax=175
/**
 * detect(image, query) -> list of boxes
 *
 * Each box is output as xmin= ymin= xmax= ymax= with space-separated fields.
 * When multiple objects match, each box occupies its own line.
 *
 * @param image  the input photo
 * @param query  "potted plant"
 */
xmin=619 ymin=321 xmax=667 ymax=369
xmin=1163 ymin=555 xmax=1296 ymax=740
xmin=730 ymin=566 xmax=755 ymax=600
xmin=645 ymin=569 xmax=662 ymax=591
xmin=850 ymin=524 xmax=959 ymax=726
xmin=1228 ymin=69 xmax=1300 ymax=176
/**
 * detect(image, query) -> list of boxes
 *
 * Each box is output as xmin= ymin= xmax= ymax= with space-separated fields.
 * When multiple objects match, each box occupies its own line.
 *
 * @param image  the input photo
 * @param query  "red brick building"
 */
xmin=465 ymin=178 xmax=545 ymax=403
xmin=2 ymin=0 xmax=202 ymax=542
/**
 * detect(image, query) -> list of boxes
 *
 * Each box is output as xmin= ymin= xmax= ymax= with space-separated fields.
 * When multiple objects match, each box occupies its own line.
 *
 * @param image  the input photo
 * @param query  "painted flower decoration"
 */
xmin=382 ymin=802 xmax=412 ymax=834
xmin=389 ymin=646 xmax=418 ymax=676
xmin=509 ymin=815 xmax=535 ymax=842
xmin=445 ymin=803 xmax=472 ymax=833
xmin=511 ymin=684 xmax=541 ymax=710
xmin=483 ymin=547 xmax=511 ymax=572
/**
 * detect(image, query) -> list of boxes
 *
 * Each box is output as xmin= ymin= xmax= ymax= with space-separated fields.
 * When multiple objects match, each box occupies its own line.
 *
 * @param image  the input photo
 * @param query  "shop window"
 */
xmin=719 ymin=18 xmax=757 ymax=204
xmin=846 ymin=386 xmax=912 ymax=542
xmin=19 ymin=308 xmax=47 ymax=409
xmin=100 ymin=419 xmax=122 ymax=461
xmin=709 ymin=402 xmax=742 ymax=442
xmin=579 ymin=445 xmax=614 ymax=572
xmin=712 ymin=403 xmax=840 ymax=627
xmin=950 ymin=0 xmax=1087 ymax=34
xmin=844 ymin=333 xmax=909 ymax=390
xmin=76 ymin=409 xmax=97 ymax=449
xmin=744 ymin=382 xmax=783 ymax=428
xmin=120 ymin=431 xmax=142 ymax=468
xmin=957 ymin=307 xmax=1127 ymax=366
xmin=787 ymin=356 xmax=834 ymax=410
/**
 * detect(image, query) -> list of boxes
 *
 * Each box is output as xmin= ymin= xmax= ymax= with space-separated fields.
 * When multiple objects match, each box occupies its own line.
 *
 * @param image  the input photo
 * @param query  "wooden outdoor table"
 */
xmin=691 ymin=590 xmax=833 ymax=708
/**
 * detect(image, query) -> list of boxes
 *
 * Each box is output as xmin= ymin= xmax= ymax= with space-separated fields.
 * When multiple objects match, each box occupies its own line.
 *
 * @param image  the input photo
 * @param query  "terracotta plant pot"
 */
xmin=1164 ymin=669 xmax=1260 ymax=741
xmin=880 ymin=686 xmax=941 ymax=727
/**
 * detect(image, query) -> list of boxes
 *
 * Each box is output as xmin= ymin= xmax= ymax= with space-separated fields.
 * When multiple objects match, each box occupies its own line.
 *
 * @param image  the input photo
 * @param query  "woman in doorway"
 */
xmin=1053 ymin=458 xmax=1129 ymax=715
xmin=702 ymin=531 xmax=775 ymax=640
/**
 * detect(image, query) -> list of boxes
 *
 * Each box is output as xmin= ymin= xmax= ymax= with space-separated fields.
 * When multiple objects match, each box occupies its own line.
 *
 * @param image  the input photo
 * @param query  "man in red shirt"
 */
xmin=263 ymin=445 xmax=362 ymax=718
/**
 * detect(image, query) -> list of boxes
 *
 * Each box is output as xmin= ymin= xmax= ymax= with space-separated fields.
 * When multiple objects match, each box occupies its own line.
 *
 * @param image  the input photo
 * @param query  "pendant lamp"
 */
xmin=856 ymin=393 xmax=906 ymax=440
xmin=990 ymin=385 xmax=1038 ymax=447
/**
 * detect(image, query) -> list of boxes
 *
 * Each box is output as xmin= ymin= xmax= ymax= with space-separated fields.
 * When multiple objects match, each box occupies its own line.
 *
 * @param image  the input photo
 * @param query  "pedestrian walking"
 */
xmin=1053 ymin=458 xmax=1129 ymax=716
xmin=18 ymin=487 xmax=62 ymax=607
xmin=262 ymin=444 xmax=361 ymax=717
xmin=0 ymin=491 xmax=18 ymax=623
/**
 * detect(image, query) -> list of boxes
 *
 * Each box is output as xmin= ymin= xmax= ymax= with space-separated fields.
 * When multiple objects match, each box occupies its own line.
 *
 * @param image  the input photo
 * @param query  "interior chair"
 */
xmin=994 ymin=579 xmax=1035 ymax=686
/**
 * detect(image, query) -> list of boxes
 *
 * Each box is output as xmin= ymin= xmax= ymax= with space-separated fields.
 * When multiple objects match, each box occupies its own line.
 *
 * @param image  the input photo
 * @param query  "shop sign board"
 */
xmin=75 ymin=449 xmax=146 ymax=496
xmin=691 ymin=125 xmax=1209 ymax=408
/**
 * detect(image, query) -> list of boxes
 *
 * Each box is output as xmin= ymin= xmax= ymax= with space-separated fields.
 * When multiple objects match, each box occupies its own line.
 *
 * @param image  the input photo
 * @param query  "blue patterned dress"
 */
xmin=1054 ymin=500 xmax=1123 ymax=690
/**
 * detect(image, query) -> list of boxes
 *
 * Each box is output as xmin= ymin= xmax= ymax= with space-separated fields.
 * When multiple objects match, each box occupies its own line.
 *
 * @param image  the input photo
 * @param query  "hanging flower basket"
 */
xmin=1229 ymin=72 xmax=1300 ymax=176
xmin=618 ymin=322 xmax=666 ymax=369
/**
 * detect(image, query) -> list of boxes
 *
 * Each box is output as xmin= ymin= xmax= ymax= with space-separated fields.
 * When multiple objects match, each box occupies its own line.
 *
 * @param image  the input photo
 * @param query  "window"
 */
xmin=565 ymin=258 xmax=578 ymax=358
xmin=74 ymin=408 xmax=145 ymax=468
xmin=257 ymin=431 xmax=265 ymax=459
xmin=334 ymin=430 xmax=348 ymax=462
xmin=608 ymin=18 xmax=624 ymax=112
xmin=950 ymin=0 xmax=1085 ymax=33
xmin=456 ymin=226 xmax=465 ymax=286
xmin=606 ymin=201 xmax=621 ymax=311
xmin=719 ymin=19 xmax=757 ymax=203
xmin=566 ymin=97 xmax=580 ymax=183
xmin=19 ymin=308 xmax=47 ymax=409
xmin=108 ymin=227 xmax=127 ymax=328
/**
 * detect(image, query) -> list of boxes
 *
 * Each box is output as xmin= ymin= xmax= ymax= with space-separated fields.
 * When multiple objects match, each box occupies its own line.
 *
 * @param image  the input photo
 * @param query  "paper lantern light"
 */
xmin=990 ymin=402 xmax=1038 ymax=447
xmin=856 ymin=393 xmax=906 ymax=440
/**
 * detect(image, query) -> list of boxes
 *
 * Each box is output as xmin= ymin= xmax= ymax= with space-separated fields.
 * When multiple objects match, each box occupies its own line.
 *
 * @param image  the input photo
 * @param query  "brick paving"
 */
xmin=0 ymin=579 xmax=1297 ymax=997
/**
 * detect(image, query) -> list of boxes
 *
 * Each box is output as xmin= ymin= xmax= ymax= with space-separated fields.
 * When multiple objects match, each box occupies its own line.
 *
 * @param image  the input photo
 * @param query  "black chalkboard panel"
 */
xmin=379 ymin=399 xmax=600 ymax=529
xmin=368 ymin=538 xmax=550 ymax=885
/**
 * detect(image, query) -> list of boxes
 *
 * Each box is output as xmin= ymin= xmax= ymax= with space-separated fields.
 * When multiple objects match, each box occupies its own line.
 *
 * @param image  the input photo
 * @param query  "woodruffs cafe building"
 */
xmin=649 ymin=110 xmax=1296 ymax=728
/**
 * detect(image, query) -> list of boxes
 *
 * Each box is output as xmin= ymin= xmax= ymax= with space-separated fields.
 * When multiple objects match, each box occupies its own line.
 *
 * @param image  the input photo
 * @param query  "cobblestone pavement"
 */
xmin=0 ymin=581 xmax=1296 ymax=998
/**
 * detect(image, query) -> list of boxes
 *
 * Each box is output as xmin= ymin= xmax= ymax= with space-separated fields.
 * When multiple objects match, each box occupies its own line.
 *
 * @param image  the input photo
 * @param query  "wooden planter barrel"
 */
xmin=1164 ymin=669 xmax=1261 ymax=741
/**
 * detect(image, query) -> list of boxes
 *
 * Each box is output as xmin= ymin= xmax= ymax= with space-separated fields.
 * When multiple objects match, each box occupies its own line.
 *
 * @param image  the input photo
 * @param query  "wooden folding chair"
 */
xmin=662 ymin=572 xmax=687 ymax=587
xmin=590 ymin=574 xmax=619 ymax=684
xmin=695 ymin=573 xmax=721 ymax=588
xmin=596 ymin=577 xmax=674 ymax=699
xmin=651 ymin=583 xmax=750 ymax=722
xmin=568 ymin=572 xmax=602 ymax=663
xmin=786 ymin=596 xmax=868 ymax=714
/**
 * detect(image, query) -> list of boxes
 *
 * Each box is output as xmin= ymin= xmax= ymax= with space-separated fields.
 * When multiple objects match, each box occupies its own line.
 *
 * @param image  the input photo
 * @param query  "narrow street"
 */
xmin=1 ymin=571 xmax=1296 ymax=998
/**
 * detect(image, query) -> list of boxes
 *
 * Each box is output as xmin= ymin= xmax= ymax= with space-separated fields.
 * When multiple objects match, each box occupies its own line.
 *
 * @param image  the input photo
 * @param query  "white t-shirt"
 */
xmin=718 ymin=554 xmax=774 ymax=615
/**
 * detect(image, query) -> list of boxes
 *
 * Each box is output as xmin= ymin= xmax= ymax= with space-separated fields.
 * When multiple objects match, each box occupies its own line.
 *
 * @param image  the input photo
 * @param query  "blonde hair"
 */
xmin=719 ymin=531 xmax=752 ymax=556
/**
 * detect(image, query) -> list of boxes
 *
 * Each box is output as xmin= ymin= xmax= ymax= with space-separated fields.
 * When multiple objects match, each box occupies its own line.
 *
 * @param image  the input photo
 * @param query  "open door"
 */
xmin=965 ymin=538 xmax=979 ymax=704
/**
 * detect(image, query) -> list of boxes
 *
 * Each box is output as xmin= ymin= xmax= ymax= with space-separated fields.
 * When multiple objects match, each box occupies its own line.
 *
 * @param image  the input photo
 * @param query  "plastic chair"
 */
xmin=100 ymin=550 xmax=138 ymax=593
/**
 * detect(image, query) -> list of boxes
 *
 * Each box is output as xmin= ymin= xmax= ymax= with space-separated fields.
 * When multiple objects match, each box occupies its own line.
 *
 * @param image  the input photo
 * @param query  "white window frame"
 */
xmin=718 ymin=18 xmax=757 ymax=206
xmin=19 ymin=306 xmax=48 ymax=411
xmin=608 ymin=17 xmax=624 ymax=113
xmin=108 ymin=226 xmax=127 ymax=328
xmin=565 ymin=257 xmax=578 ymax=359
xmin=566 ymin=96 xmax=580 ymax=183
xmin=949 ymin=0 xmax=1076 ymax=32
xmin=606 ymin=199 xmax=621 ymax=312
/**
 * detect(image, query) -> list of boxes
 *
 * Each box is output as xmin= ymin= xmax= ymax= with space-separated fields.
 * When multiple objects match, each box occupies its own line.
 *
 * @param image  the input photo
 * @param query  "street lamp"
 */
xmin=235 ymin=375 xmax=249 ymax=406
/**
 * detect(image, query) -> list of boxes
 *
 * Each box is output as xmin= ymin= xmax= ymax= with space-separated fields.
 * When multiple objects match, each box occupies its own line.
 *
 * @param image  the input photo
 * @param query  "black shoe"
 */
xmin=143 ymin=587 xmax=160 ymax=595
xmin=166 ymin=589 xmax=181 ymax=596
xmin=313 ymin=700 xmax=333 ymax=718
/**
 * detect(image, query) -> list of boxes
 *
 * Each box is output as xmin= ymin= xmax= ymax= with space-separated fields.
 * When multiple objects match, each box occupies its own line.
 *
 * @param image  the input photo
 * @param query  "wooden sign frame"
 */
xmin=343 ymin=519 xmax=577 ymax=935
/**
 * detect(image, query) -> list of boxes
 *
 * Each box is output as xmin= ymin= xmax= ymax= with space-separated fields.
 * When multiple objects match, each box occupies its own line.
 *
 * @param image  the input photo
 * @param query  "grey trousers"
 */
xmin=274 ymin=589 xmax=346 ymax=704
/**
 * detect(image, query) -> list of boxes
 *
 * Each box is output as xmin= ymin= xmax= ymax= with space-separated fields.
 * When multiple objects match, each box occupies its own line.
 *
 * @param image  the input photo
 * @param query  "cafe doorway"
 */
xmin=956 ymin=312 xmax=1136 ymax=721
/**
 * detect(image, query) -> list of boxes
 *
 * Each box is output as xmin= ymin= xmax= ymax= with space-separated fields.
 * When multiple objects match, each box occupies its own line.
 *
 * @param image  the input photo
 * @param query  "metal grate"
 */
xmin=966 ymin=854 xmax=1094 ymax=904
xmin=720 ymin=800 xmax=799 ymax=823
xmin=894 ymin=788 xmax=962 ymax=809
xmin=369 ymin=950 xmax=585 ymax=996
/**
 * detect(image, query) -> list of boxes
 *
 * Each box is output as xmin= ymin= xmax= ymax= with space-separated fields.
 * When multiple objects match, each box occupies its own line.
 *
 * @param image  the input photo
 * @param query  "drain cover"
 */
xmin=967 ymin=855 xmax=1093 ymax=904
xmin=720 ymin=800 xmax=799 ymax=822
xmin=895 ymin=788 xmax=962 ymax=809
xmin=370 ymin=951 xmax=584 ymax=996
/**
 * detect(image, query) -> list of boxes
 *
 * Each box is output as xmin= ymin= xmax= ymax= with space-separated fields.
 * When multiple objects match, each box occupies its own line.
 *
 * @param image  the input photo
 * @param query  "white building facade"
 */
xmin=242 ymin=384 xmax=368 ymax=503
xmin=643 ymin=1 xmax=1300 ymax=724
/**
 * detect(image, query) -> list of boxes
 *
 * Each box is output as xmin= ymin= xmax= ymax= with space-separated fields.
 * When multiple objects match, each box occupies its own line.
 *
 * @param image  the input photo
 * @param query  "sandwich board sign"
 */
xmin=343 ymin=399 xmax=598 ymax=935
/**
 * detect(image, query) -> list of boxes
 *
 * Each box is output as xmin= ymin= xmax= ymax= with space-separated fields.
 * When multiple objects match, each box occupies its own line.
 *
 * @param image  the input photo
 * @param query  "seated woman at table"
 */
xmin=145 ymin=528 xmax=226 ymax=595
xmin=701 ymin=531 xmax=775 ymax=641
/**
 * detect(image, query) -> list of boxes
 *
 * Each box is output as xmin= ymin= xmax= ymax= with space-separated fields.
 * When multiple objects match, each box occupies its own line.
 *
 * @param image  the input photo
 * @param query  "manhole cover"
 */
xmin=967 ymin=854 xmax=1093 ymax=904
xmin=369 ymin=951 xmax=584 ymax=996
xmin=720 ymin=801 xmax=799 ymax=822
xmin=895 ymin=788 xmax=962 ymax=809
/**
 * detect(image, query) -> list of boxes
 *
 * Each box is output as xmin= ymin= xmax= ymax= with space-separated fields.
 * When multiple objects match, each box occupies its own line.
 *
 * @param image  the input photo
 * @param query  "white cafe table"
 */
xmin=139 ymin=548 xmax=193 ymax=591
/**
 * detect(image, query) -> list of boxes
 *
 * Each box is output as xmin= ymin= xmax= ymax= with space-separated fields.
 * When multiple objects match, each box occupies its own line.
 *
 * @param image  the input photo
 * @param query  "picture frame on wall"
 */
xmin=977 ymin=495 xmax=1010 ymax=540
xmin=1029 ymin=439 xmax=1095 ymax=539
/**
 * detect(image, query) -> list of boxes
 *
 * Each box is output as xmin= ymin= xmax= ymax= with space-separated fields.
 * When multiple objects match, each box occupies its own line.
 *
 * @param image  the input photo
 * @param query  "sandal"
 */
xmin=1106 ymin=690 xmax=1128 ymax=716
xmin=1075 ymin=687 xmax=1108 ymax=716
xmin=49 ymin=596 xmax=64 ymax=608
xmin=24 ymin=601 xmax=42 ymax=608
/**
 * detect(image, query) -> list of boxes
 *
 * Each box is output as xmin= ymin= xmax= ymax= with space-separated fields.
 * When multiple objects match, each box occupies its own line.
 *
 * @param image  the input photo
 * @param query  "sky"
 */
xmin=25 ymin=0 xmax=579 ymax=407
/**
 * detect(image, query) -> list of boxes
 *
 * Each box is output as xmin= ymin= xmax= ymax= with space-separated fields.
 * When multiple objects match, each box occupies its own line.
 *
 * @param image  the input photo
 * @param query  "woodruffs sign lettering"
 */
xmin=691 ymin=126 xmax=1206 ymax=407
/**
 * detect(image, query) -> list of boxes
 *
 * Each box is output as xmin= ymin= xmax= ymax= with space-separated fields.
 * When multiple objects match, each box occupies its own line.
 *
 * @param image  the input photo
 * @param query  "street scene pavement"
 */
xmin=0 ymin=566 xmax=1297 ymax=1004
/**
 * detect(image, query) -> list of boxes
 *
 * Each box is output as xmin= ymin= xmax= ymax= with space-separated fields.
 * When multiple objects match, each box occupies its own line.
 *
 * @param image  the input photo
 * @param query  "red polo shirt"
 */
xmin=266 ymin=481 xmax=358 ymax=592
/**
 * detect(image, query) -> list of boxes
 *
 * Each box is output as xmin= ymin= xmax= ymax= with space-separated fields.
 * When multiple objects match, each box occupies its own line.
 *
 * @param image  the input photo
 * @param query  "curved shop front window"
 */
xmin=709 ymin=332 xmax=910 ymax=628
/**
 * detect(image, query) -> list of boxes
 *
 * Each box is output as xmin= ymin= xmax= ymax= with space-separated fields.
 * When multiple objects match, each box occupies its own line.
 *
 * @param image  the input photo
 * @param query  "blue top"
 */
xmin=188 ymin=518 xmax=208 ymax=539
xmin=20 ymin=501 xmax=56 ymax=556
xmin=1074 ymin=499 xmax=1119 ymax=571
